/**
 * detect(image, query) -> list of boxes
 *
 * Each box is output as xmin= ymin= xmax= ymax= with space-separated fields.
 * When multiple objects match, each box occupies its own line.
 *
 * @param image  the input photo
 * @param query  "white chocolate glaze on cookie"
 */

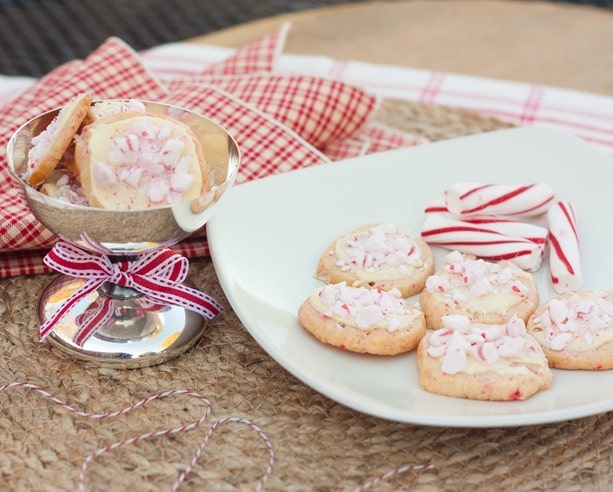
xmin=75 ymin=114 xmax=210 ymax=210
xmin=417 ymin=315 xmax=552 ymax=401
xmin=298 ymin=282 xmax=426 ymax=355
xmin=316 ymin=223 xmax=434 ymax=297
xmin=527 ymin=290 xmax=613 ymax=370
xmin=419 ymin=251 xmax=539 ymax=329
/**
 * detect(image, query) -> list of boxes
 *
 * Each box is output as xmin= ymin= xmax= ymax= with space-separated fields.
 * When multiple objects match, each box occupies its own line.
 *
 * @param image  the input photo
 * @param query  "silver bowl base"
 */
xmin=39 ymin=275 xmax=208 ymax=368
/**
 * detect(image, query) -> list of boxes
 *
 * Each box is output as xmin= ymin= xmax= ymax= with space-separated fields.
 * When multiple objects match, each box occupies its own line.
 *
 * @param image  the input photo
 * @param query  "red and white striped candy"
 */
xmin=421 ymin=213 xmax=545 ymax=271
xmin=423 ymin=199 xmax=549 ymax=245
xmin=547 ymin=201 xmax=582 ymax=294
xmin=444 ymin=183 xmax=555 ymax=217
xmin=458 ymin=216 xmax=548 ymax=245
xmin=424 ymin=198 xmax=451 ymax=216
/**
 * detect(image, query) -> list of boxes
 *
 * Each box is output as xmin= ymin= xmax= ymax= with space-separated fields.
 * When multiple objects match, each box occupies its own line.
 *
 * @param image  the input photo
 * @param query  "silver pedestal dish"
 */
xmin=6 ymin=100 xmax=240 ymax=368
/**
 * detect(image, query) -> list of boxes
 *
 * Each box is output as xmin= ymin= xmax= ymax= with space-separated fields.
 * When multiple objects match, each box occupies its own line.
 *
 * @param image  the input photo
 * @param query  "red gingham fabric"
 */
xmin=0 ymin=27 xmax=419 ymax=277
xmin=166 ymin=83 xmax=329 ymax=184
xmin=199 ymin=23 xmax=289 ymax=76
xmin=170 ymin=73 xmax=377 ymax=149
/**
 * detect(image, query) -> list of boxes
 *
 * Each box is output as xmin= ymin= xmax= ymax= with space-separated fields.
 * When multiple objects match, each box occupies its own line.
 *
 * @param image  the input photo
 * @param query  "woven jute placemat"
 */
xmin=0 ymin=102 xmax=610 ymax=492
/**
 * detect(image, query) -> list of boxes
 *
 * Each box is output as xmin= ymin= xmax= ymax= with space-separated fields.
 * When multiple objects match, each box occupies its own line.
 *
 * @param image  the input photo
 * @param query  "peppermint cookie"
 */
xmin=419 ymin=251 xmax=539 ymax=329
xmin=527 ymin=290 xmax=613 ymax=370
xmin=26 ymin=92 xmax=93 ymax=186
xmin=74 ymin=113 xmax=211 ymax=210
xmin=316 ymin=224 xmax=435 ymax=297
xmin=84 ymin=98 xmax=147 ymax=124
xmin=298 ymin=282 xmax=426 ymax=355
xmin=39 ymin=170 xmax=88 ymax=206
xmin=417 ymin=315 xmax=553 ymax=401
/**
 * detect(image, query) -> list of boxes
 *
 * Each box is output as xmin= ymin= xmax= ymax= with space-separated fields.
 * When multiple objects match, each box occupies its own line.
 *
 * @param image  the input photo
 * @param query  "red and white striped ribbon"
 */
xmin=40 ymin=241 xmax=222 ymax=341
xmin=73 ymin=296 xmax=168 ymax=347
xmin=73 ymin=296 xmax=116 ymax=346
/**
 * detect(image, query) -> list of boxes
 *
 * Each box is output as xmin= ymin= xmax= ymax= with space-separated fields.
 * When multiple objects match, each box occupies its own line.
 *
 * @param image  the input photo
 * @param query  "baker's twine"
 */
xmin=0 ymin=381 xmax=434 ymax=490
xmin=353 ymin=463 xmax=435 ymax=491
xmin=0 ymin=381 xmax=273 ymax=492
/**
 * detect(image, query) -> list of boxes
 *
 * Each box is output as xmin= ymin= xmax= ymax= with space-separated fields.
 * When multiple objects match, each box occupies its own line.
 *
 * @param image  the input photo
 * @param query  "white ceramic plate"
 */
xmin=207 ymin=127 xmax=613 ymax=427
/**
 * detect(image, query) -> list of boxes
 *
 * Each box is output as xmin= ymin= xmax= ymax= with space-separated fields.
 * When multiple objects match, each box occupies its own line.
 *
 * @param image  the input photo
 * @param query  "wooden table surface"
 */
xmin=192 ymin=0 xmax=613 ymax=96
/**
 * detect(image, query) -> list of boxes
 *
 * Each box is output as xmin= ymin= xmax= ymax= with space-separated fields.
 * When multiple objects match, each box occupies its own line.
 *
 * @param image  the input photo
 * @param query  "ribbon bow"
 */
xmin=40 ymin=241 xmax=222 ymax=341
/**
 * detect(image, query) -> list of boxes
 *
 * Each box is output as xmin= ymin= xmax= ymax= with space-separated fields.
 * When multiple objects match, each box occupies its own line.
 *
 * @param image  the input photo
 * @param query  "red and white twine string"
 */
xmin=0 ymin=381 xmax=274 ymax=491
xmin=353 ymin=463 xmax=435 ymax=491
xmin=0 ymin=381 xmax=434 ymax=490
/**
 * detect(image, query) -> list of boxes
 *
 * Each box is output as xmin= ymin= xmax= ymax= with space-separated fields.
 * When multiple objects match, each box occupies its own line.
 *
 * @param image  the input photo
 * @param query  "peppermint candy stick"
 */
xmin=547 ymin=201 xmax=582 ymax=294
xmin=459 ymin=216 xmax=548 ymax=245
xmin=424 ymin=198 xmax=451 ymax=216
xmin=444 ymin=183 xmax=555 ymax=217
xmin=421 ymin=213 xmax=544 ymax=271
xmin=423 ymin=199 xmax=548 ymax=245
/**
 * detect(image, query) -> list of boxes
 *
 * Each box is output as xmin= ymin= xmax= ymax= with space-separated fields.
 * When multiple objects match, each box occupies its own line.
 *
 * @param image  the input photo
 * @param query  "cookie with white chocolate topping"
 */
xmin=74 ymin=112 xmax=211 ymax=210
xmin=419 ymin=251 xmax=539 ymax=329
xmin=316 ymin=223 xmax=435 ymax=297
xmin=417 ymin=315 xmax=553 ymax=401
xmin=527 ymin=290 xmax=613 ymax=370
xmin=26 ymin=92 xmax=93 ymax=187
xmin=298 ymin=282 xmax=426 ymax=355
xmin=83 ymin=98 xmax=147 ymax=125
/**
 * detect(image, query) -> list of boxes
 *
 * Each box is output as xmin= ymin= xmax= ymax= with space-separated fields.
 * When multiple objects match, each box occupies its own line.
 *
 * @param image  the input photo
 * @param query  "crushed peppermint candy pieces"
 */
xmin=77 ymin=113 xmax=204 ymax=209
xmin=530 ymin=291 xmax=612 ymax=351
xmin=424 ymin=250 xmax=529 ymax=301
xmin=425 ymin=315 xmax=541 ymax=375
xmin=314 ymin=282 xmax=421 ymax=332
xmin=334 ymin=223 xmax=423 ymax=273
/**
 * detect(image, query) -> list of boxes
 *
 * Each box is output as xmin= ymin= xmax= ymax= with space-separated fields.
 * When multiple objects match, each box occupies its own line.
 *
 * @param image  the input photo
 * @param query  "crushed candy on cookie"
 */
xmin=314 ymin=282 xmax=421 ymax=331
xmin=40 ymin=172 xmax=88 ymax=206
xmin=87 ymin=99 xmax=146 ymax=121
xmin=425 ymin=251 xmax=528 ymax=300
xmin=426 ymin=315 xmax=540 ymax=374
xmin=93 ymin=118 xmax=195 ymax=205
xmin=335 ymin=224 xmax=424 ymax=273
xmin=532 ymin=291 xmax=612 ymax=350
xmin=23 ymin=93 xmax=211 ymax=211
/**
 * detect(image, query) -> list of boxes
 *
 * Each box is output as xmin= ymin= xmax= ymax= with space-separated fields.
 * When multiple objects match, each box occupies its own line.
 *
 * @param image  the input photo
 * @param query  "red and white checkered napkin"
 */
xmin=0 ymin=26 xmax=423 ymax=277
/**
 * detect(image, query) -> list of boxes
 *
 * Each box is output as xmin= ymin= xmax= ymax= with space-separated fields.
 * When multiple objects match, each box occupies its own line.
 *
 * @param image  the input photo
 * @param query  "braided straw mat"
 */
xmin=0 ymin=101 xmax=610 ymax=492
